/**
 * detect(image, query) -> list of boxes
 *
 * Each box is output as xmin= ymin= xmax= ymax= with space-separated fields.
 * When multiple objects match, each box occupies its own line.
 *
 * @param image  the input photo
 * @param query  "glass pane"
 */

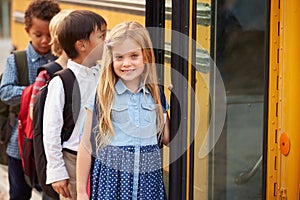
xmin=195 ymin=0 xmax=266 ymax=199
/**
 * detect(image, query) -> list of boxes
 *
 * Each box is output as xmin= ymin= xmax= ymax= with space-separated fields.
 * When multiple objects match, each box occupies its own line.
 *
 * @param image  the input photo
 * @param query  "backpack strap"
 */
xmin=159 ymin=86 xmax=167 ymax=112
xmin=37 ymin=62 xmax=62 ymax=78
xmin=56 ymin=68 xmax=81 ymax=142
xmin=0 ymin=74 xmax=8 ymax=118
xmin=13 ymin=50 xmax=28 ymax=86
xmin=0 ymin=74 xmax=9 ymax=131
xmin=10 ymin=50 xmax=28 ymax=114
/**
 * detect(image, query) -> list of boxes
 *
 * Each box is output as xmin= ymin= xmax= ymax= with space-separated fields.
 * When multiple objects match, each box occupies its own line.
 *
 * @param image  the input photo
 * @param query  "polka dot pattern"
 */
xmin=91 ymin=145 xmax=167 ymax=200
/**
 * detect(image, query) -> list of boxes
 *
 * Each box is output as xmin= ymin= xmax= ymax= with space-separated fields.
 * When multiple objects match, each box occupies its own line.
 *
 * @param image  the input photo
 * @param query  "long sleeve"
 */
xmin=43 ymin=76 xmax=69 ymax=184
xmin=0 ymin=54 xmax=26 ymax=106
xmin=30 ymin=70 xmax=50 ymax=107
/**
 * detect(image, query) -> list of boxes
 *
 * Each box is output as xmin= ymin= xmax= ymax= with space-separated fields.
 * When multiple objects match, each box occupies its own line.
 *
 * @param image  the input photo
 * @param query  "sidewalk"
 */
xmin=0 ymin=164 xmax=42 ymax=200
xmin=0 ymin=164 xmax=9 ymax=200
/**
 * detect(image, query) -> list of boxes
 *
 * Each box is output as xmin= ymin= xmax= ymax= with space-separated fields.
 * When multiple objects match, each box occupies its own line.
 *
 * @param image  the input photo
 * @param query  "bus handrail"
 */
xmin=235 ymin=155 xmax=262 ymax=185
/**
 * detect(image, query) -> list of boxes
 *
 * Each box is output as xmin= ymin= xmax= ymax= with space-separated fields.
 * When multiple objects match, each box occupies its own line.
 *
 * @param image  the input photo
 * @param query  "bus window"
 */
xmin=205 ymin=0 xmax=267 ymax=199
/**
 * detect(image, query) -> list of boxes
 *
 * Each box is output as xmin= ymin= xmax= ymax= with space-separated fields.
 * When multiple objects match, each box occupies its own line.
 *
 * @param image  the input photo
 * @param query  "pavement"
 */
xmin=0 ymin=164 xmax=42 ymax=200
xmin=0 ymin=38 xmax=41 ymax=199
xmin=0 ymin=164 xmax=9 ymax=200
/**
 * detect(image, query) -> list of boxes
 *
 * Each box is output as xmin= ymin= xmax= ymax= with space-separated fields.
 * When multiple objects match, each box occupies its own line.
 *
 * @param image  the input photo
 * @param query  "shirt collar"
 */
xmin=26 ymin=42 xmax=54 ymax=63
xmin=67 ymin=59 xmax=99 ymax=77
xmin=115 ymin=79 xmax=149 ymax=95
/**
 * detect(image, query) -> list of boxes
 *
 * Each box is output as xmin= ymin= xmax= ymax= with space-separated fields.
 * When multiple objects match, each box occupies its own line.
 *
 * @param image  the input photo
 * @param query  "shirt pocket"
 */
xmin=111 ymin=104 xmax=130 ymax=124
xmin=141 ymin=102 xmax=157 ymax=127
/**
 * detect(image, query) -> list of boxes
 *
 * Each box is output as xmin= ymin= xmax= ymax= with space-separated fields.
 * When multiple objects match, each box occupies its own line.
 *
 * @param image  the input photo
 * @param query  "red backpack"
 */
xmin=18 ymin=62 xmax=62 ymax=188
xmin=18 ymin=84 xmax=35 ymax=184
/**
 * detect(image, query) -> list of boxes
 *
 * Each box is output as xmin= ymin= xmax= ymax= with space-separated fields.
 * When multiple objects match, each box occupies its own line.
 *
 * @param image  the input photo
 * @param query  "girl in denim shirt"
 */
xmin=77 ymin=21 xmax=170 ymax=200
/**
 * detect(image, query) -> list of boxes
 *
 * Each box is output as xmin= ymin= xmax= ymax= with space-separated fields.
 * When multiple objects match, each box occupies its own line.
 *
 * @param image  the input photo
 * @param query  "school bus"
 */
xmin=8 ymin=0 xmax=300 ymax=199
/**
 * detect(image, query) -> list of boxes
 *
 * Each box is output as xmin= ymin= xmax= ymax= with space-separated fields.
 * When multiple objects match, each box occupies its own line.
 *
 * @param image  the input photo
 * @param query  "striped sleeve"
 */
xmin=29 ymin=70 xmax=50 ymax=107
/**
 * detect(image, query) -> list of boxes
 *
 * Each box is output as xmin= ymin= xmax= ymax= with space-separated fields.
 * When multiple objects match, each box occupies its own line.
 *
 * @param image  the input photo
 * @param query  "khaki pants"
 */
xmin=60 ymin=151 xmax=77 ymax=200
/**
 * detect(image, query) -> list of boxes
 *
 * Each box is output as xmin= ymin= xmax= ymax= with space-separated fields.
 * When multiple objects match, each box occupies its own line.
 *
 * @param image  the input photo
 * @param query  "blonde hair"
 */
xmin=49 ymin=9 xmax=72 ymax=56
xmin=96 ymin=21 xmax=164 ymax=147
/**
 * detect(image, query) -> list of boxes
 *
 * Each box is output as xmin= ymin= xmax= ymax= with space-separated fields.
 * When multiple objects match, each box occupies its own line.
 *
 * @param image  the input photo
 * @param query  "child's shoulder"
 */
xmin=6 ymin=53 xmax=15 ymax=63
xmin=5 ymin=49 xmax=27 ymax=68
xmin=9 ymin=43 xmax=36 ymax=63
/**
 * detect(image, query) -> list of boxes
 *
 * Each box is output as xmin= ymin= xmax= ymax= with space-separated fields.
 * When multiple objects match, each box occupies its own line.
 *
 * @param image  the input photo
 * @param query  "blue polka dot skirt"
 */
xmin=91 ymin=145 xmax=167 ymax=200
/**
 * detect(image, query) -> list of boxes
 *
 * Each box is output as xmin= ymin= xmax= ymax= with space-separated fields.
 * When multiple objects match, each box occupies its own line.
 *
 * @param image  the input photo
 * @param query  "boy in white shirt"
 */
xmin=42 ymin=10 xmax=107 ymax=200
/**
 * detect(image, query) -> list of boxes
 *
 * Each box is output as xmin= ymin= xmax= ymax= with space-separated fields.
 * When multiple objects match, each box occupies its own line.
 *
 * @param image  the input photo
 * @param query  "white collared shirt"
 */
xmin=43 ymin=59 xmax=99 ymax=184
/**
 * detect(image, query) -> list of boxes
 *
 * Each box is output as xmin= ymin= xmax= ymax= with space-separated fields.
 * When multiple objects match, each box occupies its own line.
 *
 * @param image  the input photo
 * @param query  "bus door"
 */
xmin=147 ymin=0 xmax=269 ymax=199
xmin=209 ymin=0 xmax=268 ymax=199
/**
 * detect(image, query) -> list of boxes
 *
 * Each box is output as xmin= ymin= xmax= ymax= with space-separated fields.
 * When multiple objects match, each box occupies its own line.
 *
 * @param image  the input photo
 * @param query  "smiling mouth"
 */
xmin=121 ymin=69 xmax=136 ymax=73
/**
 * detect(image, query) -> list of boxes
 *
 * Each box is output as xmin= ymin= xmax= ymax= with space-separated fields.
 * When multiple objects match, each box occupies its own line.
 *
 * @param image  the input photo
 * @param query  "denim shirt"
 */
xmin=0 ymin=43 xmax=55 ymax=159
xmin=110 ymin=79 xmax=158 ymax=146
xmin=90 ymin=79 xmax=158 ymax=156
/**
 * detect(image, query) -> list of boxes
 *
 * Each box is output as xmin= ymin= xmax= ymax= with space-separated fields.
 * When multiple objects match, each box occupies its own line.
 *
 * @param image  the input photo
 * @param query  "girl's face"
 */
xmin=25 ymin=17 xmax=51 ymax=55
xmin=112 ymin=38 xmax=145 ymax=91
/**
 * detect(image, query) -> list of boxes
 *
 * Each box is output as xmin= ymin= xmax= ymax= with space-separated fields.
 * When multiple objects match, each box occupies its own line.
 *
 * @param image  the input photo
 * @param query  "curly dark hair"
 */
xmin=24 ymin=0 xmax=60 ymax=29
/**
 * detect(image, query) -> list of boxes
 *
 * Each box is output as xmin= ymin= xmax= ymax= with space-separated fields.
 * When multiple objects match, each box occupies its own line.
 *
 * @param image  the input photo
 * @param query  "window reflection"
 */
xmin=206 ymin=0 xmax=266 ymax=199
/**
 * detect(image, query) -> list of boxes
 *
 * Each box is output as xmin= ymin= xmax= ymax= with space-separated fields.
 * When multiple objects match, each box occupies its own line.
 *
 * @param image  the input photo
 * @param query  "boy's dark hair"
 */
xmin=57 ymin=10 xmax=107 ymax=59
xmin=24 ymin=0 xmax=61 ymax=29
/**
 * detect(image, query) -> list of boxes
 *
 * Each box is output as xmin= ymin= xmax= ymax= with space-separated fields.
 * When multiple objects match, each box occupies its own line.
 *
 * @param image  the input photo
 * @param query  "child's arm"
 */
xmin=77 ymin=109 xmax=93 ymax=200
xmin=0 ymin=54 xmax=26 ymax=105
xmin=163 ymin=112 xmax=170 ymax=145
xmin=159 ymin=86 xmax=171 ymax=146
xmin=43 ymin=77 xmax=71 ymax=198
